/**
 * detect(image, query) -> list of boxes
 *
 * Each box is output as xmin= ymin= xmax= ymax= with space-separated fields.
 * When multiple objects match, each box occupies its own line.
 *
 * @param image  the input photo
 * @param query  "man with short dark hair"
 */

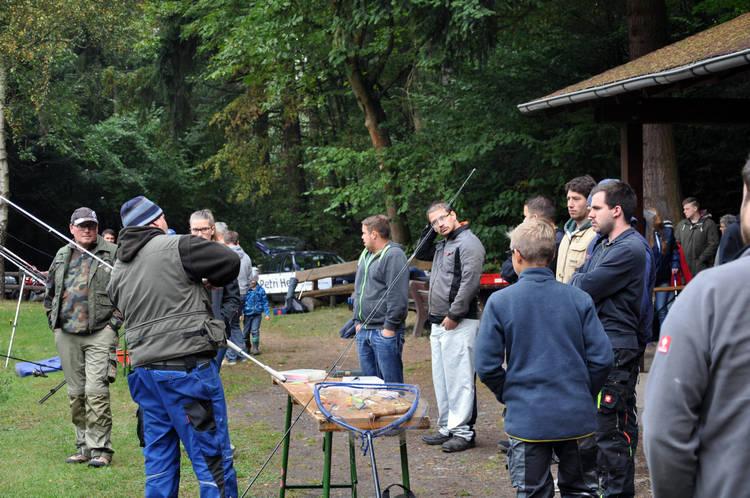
xmin=557 ymin=175 xmax=598 ymax=283
xmin=417 ymin=202 xmax=485 ymax=453
xmin=644 ymin=156 xmax=750 ymax=498
xmin=501 ymin=195 xmax=562 ymax=284
xmin=674 ymin=196 xmax=719 ymax=276
xmin=352 ymin=214 xmax=409 ymax=383
xmin=570 ymin=181 xmax=647 ymax=497
xmin=108 ymin=196 xmax=239 ymax=497
xmin=44 ymin=207 xmax=120 ymax=468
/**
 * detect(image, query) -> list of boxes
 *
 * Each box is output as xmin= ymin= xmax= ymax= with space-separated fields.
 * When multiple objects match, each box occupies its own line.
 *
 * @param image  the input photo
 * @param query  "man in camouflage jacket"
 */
xmin=44 ymin=207 xmax=120 ymax=468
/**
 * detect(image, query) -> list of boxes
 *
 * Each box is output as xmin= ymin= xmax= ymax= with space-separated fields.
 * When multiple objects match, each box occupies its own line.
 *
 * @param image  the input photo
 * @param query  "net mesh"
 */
xmin=313 ymin=382 xmax=426 ymax=454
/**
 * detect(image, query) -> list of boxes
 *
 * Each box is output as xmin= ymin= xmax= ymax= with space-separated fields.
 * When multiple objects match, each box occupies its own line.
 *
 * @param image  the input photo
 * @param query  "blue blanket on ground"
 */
xmin=15 ymin=356 xmax=62 ymax=377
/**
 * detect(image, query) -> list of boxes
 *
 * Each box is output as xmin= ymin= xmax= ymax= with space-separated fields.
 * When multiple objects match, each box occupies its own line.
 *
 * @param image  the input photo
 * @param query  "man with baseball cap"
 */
xmin=44 ymin=206 xmax=120 ymax=467
xmin=108 ymin=195 xmax=240 ymax=497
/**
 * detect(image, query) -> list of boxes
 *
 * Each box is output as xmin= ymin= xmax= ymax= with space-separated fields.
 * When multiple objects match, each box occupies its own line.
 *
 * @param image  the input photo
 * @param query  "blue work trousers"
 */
xmin=356 ymin=327 xmax=404 ymax=383
xmin=128 ymin=361 xmax=238 ymax=498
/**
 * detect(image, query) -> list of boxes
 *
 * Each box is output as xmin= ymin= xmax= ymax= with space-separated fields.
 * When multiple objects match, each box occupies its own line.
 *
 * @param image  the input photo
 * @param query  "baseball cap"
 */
xmin=70 ymin=207 xmax=98 ymax=226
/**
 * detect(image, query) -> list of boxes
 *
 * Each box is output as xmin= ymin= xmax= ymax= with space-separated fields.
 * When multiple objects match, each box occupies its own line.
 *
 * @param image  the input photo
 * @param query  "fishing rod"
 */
xmin=0 ymin=195 xmax=112 ymax=269
xmin=0 ymin=245 xmax=47 ymax=284
xmin=240 ymin=167 xmax=477 ymax=497
xmin=39 ymin=379 xmax=67 ymax=404
xmin=0 ymin=197 xmax=285 ymax=384
xmin=0 ymin=352 xmax=63 ymax=373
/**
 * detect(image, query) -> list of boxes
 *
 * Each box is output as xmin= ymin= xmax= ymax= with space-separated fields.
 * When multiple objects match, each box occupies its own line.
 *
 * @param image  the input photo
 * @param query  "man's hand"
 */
xmin=355 ymin=323 xmax=362 ymax=332
xmin=382 ymin=328 xmax=396 ymax=338
xmin=264 ymin=314 xmax=271 ymax=321
xmin=441 ymin=317 xmax=458 ymax=330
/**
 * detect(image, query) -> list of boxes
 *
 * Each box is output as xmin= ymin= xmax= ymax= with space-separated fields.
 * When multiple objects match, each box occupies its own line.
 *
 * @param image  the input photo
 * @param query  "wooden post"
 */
xmin=621 ymin=123 xmax=644 ymax=234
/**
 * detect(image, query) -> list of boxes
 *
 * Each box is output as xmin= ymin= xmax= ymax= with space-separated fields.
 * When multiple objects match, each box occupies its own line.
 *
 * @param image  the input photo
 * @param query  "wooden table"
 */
xmin=276 ymin=379 xmax=430 ymax=498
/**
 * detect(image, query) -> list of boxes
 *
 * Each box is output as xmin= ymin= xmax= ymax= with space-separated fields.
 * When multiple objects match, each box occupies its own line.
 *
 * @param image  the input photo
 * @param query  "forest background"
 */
xmin=1 ymin=0 xmax=749 ymax=270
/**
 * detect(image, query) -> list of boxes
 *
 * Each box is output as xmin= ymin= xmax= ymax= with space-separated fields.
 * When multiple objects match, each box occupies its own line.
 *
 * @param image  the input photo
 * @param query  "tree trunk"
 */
xmin=346 ymin=58 xmax=411 ymax=245
xmin=627 ymin=0 xmax=682 ymax=223
xmin=0 ymin=63 xmax=8 ymax=299
xmin=281 ymin=97 xmax=307 ymax=215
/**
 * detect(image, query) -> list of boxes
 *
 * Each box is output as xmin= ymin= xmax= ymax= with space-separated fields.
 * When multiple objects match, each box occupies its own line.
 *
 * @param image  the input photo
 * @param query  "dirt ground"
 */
xmin=229 ymin=310 xmax=654 ymax=497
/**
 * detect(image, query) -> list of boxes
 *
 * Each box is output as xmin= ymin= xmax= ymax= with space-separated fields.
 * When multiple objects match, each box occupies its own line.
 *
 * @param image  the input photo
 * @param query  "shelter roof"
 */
xmin=518 ymin=13 xmax=750 ymax=113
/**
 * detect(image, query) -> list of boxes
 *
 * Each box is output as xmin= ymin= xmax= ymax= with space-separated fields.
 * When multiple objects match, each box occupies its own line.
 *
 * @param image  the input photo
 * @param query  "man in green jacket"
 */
xmin=44 ymin=207 xmax=120 ymax=468
xmin=675 ymin=197 xmax=720 ymax=276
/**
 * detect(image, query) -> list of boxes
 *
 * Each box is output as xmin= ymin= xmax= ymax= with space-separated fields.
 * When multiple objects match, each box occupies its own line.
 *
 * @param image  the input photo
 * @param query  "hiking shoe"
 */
xmin=422 ymin=432 xmax=451 ymax=445
xmin=498 ymin=439 xmax=510 ymax=453
xmin=88 ymin=454 xmax=111 ymax=468
xmin=250 ymin=345 xmax=260 ymax=355
xmin=65 ymin=453 xmax=90 ymax=464
xmin=227 ymin=360 xmax=237 ymax=366
xmin=442 ymin=436 xmax=475 ymax=453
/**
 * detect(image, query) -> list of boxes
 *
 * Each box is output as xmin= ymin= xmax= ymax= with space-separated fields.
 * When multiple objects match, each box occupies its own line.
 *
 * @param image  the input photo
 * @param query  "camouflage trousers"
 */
xmin=54 ymin=326 xmax=117 ymax=458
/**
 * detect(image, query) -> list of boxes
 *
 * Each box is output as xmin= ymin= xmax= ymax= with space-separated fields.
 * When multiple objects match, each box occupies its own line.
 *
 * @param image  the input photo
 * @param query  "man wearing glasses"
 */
xmin=416 ymin=201 xmax=485 ymax=452
xmin=44 ymin=207 xmax=120 ymax=467
xmin=189 ymin=210 xmax=241 ymax=368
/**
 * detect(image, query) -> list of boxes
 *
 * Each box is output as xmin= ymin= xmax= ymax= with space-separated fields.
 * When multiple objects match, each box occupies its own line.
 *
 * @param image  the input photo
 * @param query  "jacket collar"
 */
xmin=564 ymin=218 xmax=591 ymax=236
xmin=447 ymin=223 xmax=469 ymax=241
xmin=518 ymin=267 xmax=554 ymax=281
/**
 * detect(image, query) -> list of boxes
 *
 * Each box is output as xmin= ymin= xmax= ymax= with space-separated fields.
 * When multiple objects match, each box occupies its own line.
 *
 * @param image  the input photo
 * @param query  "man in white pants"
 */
xmin=416 ymin=201 xmax=486 ymax=452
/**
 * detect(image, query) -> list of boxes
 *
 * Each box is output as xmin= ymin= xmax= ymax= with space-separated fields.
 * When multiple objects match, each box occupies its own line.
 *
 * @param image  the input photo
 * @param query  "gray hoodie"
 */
xmin=229 ymin=244 xmax=253 ymax=296
xmin=644 ymin=246 xmax=750 ymax=498
xmin=352 ymin=242 xmax=409 ymax=330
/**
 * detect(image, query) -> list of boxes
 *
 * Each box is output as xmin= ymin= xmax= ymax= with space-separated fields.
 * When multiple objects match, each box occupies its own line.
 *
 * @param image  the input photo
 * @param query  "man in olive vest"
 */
xmin=108 ymin=196 xmax=240 ymax=498
xmin=44 ymin=207 xmax=120 ymax=468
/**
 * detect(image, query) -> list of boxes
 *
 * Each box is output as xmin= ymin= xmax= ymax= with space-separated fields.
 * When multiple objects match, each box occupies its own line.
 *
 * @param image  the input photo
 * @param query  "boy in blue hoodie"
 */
xmin=476 ymin=219 xmax=613 ymax=498
xmin=242 ymin=274 xmax=270 ymax=356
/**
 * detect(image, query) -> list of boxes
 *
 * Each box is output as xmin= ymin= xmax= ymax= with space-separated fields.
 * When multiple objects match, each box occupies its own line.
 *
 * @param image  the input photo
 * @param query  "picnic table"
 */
xmin=275 ymin=378 xmax=430 ymax=498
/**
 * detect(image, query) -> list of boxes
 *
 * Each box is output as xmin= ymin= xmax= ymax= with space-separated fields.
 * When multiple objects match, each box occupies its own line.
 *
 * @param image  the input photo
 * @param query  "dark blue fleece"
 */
xmin=475 ymin=268 xmax=613 ymax=441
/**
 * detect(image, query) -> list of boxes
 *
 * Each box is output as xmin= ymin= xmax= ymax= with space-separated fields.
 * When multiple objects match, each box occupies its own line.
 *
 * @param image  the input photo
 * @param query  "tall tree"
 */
xmin=626 ymin=0 xmax=682 ymax=223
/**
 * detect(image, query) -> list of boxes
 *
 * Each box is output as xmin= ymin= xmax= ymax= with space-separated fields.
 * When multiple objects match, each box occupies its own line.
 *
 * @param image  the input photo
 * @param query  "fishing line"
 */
xmin=240 ymin=167 xmax=476 ymax=496
xmin=6 ymin=232 xmax=55 ymax=258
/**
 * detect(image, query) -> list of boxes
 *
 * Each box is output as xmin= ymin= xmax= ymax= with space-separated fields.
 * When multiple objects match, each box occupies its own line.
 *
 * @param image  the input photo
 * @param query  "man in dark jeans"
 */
xmin=571 ymin=181 xmax=647 ymax=497
xmin=351 ymin=214 xmax=409 ymax=383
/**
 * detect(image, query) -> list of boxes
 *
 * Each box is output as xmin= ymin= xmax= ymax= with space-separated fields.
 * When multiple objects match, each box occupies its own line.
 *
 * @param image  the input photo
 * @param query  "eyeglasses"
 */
xmin=190 ymin=226 xmax=213 ymax=234
xmin=75 ymin=223 xmax=98 ymax=231
xmin=430 ymin=212 xmax=453 ymax=228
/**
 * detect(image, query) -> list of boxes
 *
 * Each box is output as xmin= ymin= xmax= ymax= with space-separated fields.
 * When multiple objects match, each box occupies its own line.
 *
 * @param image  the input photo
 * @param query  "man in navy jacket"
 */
xmin=477 ymin=218 xmax=612 ymax=497
xmin=571 ymin=181 xmax=647 ymax=497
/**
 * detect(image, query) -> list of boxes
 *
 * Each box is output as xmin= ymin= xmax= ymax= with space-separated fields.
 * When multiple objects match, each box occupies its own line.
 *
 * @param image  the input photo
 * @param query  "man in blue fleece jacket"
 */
xmin=477 ymin=218 xmax=612 ymax=498
xmin=570 ymin=180 xmax=647 ymax=497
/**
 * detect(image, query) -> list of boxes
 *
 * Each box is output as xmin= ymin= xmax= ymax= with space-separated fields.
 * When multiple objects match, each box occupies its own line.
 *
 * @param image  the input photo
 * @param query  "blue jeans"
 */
xmin=243 ymin=314 xmax=263 ymax=346
xmin=225 ymin=305 xmax=245 ymax=361
xmin=356 ymin=327 xmax=404 ymax=383
xmin=128 ymin=361 xmax=237 ymax=498
xmin=654 ymin=285 xmax=675 ymax=329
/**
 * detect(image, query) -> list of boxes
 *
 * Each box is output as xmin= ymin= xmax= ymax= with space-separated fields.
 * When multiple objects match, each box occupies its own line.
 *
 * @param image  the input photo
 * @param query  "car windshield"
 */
xmin=258 ymin=237 xmax=304 ymax=251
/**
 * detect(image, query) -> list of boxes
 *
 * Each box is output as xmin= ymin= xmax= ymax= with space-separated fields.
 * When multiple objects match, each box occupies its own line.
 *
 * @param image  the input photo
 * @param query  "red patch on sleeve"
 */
xmin=658 ymin=335 xmax=671 ymax=354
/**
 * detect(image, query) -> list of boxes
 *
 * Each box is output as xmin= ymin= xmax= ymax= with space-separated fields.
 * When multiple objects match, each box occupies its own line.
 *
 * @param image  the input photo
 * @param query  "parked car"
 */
xmin=258 ymin=250 xmax=346 ymax=274
xmin=254 ymin=236 xmax=305 ymax=256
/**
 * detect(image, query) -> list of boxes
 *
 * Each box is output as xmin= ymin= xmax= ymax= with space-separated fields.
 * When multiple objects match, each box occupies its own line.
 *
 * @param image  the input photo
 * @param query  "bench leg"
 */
xmin=349 ymin=432 xmax=358 ymax=498
xmin=279 ymin=395 xmax=293 ymax=498
xmin=399 ymin=431 xmax=410 ymax=491
xmin=322 ymin=431 xmax=333 ymax=497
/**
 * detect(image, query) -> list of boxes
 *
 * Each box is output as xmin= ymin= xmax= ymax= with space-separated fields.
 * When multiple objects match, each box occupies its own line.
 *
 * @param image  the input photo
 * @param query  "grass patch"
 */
xmin=0 ymin=301 xmax=350 ymax=497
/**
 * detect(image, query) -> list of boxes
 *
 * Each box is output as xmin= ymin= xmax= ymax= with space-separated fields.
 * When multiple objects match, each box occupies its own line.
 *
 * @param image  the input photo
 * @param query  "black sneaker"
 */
xmin=442 ymin=436 xmax=475 ymax=453
xmin=422 ymin=432 xmax=451 ymax=445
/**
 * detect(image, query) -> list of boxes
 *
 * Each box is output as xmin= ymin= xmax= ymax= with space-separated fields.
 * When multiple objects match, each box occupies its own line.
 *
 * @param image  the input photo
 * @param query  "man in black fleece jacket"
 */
xmin=570 ymin=181 xmax=646 ymax=498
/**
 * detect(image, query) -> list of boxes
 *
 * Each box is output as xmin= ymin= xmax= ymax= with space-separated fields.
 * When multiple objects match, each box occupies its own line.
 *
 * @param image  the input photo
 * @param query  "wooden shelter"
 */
xmin=517 ymin=13 xmax=750 ymax=217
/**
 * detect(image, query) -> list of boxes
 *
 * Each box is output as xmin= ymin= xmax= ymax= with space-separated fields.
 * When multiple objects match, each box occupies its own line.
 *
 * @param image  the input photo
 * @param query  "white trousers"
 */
xmin=430 ymin=319 xmax=478 ymax=440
